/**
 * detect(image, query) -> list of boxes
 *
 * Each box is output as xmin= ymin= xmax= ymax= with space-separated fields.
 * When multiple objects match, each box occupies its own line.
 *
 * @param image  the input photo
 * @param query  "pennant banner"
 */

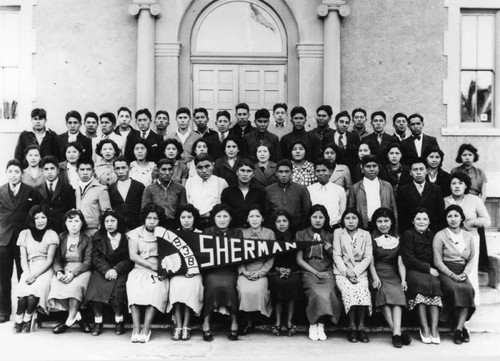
xmin=155 ymin=228 xmax=316 ymax=277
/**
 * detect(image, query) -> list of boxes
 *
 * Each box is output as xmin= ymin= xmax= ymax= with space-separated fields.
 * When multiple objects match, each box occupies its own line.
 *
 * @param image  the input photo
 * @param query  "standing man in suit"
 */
xmin=229 ymin=103 xmax=255 ymax=143
xmin=280 ymin=106 xmax=320 ymax=161
xmin=364 ymin=111 xmax=394 ymax=160
xmin=351 ymin=108 xmax=370 ymax=140
xmin=396 ymin=158 xmax=445 ymax=232
xmin=392 ymin=113 xmax=409 ymax=142
xmin=108 ymin=156 xmax=145 ymax=230
xmin=309 ymin=105 xmax=336 ymax=150
xmin=124 ymin=109 xmax=163 ymax=163
xmin=169 ymin=107 xmax=201 ymax=163
xmin=400 ymin=114 xmax=439 ymax=166
xmin=14 ymin=108 xmax=60 ymax=165
xmin=242 ymin=108 xmax=281 ymax=163
xmin=154 ymin=110 xmax=170 ymax=140
xmin=57 ymin=111 xmax=93 ymax=160
xmin=271 ymin=103 xmax=291 ymax=140
xmin=92 ymin=113 xmax=125 ymax=162
xmin=35 ymin=156 xmax=76 ymax=234
xmin=193 ymin=107 xmax=216 ymax=138
xmin=206 ymin=110 xmax=231 ymax=161
xmin=332 ymin=111 xmax=360 ymax=170
xmin=0 ymin=159 xmax=38 ymax=322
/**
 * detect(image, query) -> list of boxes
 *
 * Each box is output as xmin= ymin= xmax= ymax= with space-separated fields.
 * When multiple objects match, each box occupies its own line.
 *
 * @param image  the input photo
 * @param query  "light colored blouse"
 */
xmin=333 ymin=228 xmax=372 ymax=277
xmin=444 ymin=194 xmax=490 ymax=237
xmin=433 ymin=228 xmax=475 ymax=276
xmin=238 ymin=227 xmax=275 ymax=277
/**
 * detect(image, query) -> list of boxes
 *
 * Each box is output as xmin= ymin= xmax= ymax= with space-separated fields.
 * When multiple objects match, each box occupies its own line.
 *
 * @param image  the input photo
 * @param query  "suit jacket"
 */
xmin=253 ymin=162 xmax=277 ymax=188
xmin=221 ymin=184 xmax=266 ymax=228
xmin=14 ymin=129 xmax=61 ymax=164
xmin=205 ymin=132 xmax=225 ymax=160
xmin=364 ymin=132 xmax=395 ymax=160
xmin=229 ymin=123 xmax=256 ymax=145
xmin=427 ymin=168 xmax=451 ymax=198
xmin=213 ymin=157 xmax=246 ymax=188
xmin=332 ymin=130 xmax=360 ymax=170
xmin=56 ymin=132 xmax=92 ymax=160
xmin=108 ymin=179 xmax=145 ymax=230
xmin=0 ymin=183 xmax=38 ymax=246
xmin=396 ymin=181 xmax=445 ymax=233
xmin=124 ymin=129 xmax=163 ymax=163
xmin=242 ymin=131 xmax=281 ymax=163
xmin=280 ymin=128 xmax=320 ymax=161
xmin=400 ymin=134 xmax=439 ymax=166
xmin=34 ymin=180 xmax=76 ymax=234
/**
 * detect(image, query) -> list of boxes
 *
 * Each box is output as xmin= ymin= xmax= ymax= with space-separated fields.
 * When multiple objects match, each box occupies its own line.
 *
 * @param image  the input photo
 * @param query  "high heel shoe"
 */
xmin=172 ymin=328 xmax=182 ymax=341
xmin=181 ymin=327 xmax=191 ymax=341
xmin=131 ymin=330 xmax=140 ymax=343
xmin=140 ymin=330 xmax=151 ymax=343
xmin=419 ymin=329 xmax=431 ymax=344
xmin=430 ymin=332 xmax=440 ymax=344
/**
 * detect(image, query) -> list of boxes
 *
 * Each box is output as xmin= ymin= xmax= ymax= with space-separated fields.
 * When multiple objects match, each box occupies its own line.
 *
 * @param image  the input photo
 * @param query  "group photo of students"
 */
xmin=0 ymin=102 xmax=491 ymax=349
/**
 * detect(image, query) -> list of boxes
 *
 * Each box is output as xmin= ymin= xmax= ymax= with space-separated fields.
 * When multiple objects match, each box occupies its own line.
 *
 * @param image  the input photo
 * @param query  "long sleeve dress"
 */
xmin=296 ymin=227 xmax=342 ymax=324
xmin=237 ymin=227 xmax=275 ymax=317
xmin=333 ymin=228 xmax=373 ymax=314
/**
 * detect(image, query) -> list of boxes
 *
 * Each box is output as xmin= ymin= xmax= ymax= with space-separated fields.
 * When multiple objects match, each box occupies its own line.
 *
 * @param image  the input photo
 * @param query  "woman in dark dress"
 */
xmin=401 ymin=208 xmax=443 ymax=345
xmin=368 ymin=207 xmax=411 ymax=348
xmin=383 ymin=143 xmax=411 ymax=196
xmin=423 ymin=145 xmax=451 ymax=197
xmin=85 ymin=209 xmax=134 ymax=336
xmin=202 ymin=203 xmax=242 ymax=342
xmin=433 ymin=205 xmax=476 ymax=344
xmin=268 ymin=209 xmax=302 ymax=336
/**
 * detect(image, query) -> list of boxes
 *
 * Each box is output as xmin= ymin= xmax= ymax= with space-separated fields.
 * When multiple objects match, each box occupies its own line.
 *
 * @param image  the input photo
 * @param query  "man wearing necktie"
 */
xmin=400 ymin=113 xmax=440 ymax=166
xmin=124 ymin=109 xmax=163 ymax=163
xmin=330 ymin=111 xmax=360 ymax=170
xmin=364 ymin=111 xmax=395 ymax=160
xmin=56 ymin=111 xmax=92 ymax=160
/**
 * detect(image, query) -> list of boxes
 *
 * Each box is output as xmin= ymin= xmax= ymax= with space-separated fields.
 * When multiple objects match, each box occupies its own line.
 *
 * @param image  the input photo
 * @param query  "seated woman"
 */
xmin=94 ymin=139 xmax=120 ymax=186
xmin=202 ymin=203 xmax=242 ymax=342
xmin=433 ymin=205 xmax=476 ymax=344
xmin=237 ymin=206 xmax=275 ymax=335
xmin=323 ymin=143 xmax=352 ymax=192
xmin=213 ymin=136 xmax=245 ymax=188
xmin=22 ymin=145 xmax=44 ymax=188
xmin=401 ymin=208 xmax=443 ymax=344
xmin=268 ymin=209 xmax=301 ymax=336
xmin=85 ymin=209 xmax=133 ymax=336
xmin=368 ymin=207 xmax=411 ymax=348
xmin=129 ymin=139 xmax=155 ymax=187
xmin=59 ymin=142 xmax=82 ymax=189
xmin=13 ymin=205 xmax=58 ymax=334
xmin=126 ymin=203 xmax=169 ymax=343
xmin=253 ymin=142 xmax=277 ymax=188
xmin=160 ymin=138 xmax=189 ymax=186
xmin=48 ymin=209 xmax=92 ymax=334
xmin=296 ymin=204 xmax=342 ymax=342
xmin=333 ymin=208 xmax=373 ymax=343
xmin=187 ymin=138 xmax=211 ymax=179
xmin=168 ymin=204 xmax=204 ymax=341
xmin=290 ymin=141 xmax=316 ymax=187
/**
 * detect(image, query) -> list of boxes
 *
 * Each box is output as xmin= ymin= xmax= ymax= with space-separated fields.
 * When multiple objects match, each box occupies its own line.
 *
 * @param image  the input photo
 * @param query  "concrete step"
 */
xmin=479 ymin=271 xmax=489 ymax=287
xmin=480 ymin=286 xmax=500 ymax=305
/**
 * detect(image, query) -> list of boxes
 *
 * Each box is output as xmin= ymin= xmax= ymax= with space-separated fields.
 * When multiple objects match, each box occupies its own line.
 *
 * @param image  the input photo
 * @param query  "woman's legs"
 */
xmin=455 ymin=307 xmax=469 ymax=331
xmin=202 ymin=313 xmax=211 ymax=332
xmin=428 ymin=305 xmax=440 ymax=338
xmin=348 ymin=308 xmax=356 ymax=329
xmin=15 ymin=297 xmax=27 ymax=317
xmin=417 ymin=304 xmax=430 ymax=337
xmin=357 ymin=306 xmax=367 ymax=330
xmin=142 ymin=306 xmax=156 ymax=335
xmin=130 ymin=305 xmax=141 ymax=334
xmin=392 ymin=306 xmax=402 ymax=336
xmin=182 ymin=305 xmax=191 ymax=328
xmin=66 ymin=298 xmax=81 ymax=325
xmin=381 ymin=305 xmax=394 ymax=330
xmin=172 ymin=303 xmax=182 ymax=329
xmin=286 ymin=300 xmax=295 ymax=328
xmin=274 ymin=302 xmax=283 ymax=326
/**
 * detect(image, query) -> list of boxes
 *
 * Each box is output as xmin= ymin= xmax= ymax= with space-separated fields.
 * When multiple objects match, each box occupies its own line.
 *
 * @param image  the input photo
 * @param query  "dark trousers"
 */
xmin=0 ymin=237 xmax=22 ymax=317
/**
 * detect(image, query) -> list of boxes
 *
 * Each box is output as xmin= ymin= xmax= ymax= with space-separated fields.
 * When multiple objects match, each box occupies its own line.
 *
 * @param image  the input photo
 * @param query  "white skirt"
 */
xmin=126 ymin=267 xmax=169 ymax=313
xmin=167 ymin=274 xmax=204 ymax=316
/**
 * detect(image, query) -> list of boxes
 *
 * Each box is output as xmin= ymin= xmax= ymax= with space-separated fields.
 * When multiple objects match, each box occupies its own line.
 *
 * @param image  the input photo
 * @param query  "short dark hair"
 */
xmin=359 ymin=139 xmax=375 ymax=155
xmin=84 ymin=112 xmax=99 ymax=122
xmin=276 ymin=159 xmax=292 ymax=171
xmin=290 ymin=140 xmax=308 ymax=160
xmin=131 ymin=138 xmax=150 ymax=159
xmin=445 ymin=204 xmax=466 ymax=228
xmin=314 ymin=158 xmax=333 ymax=170
xmin=290 ymin=106 xmax=306 ymax=119
xmin=155 ymin=110 xmax=169 ymax=120
xmin=273 ymin=103 xmax=288 ymax=112
xmin=384 ymin=142 xmax=402 ymax=162
xmin=409 ymin=157 xmax=426 ymax=169
xmin=255 ymin=108 xmax=270 ymax=120
xmin=95 ymin=139 xmax=121 ymax=157
xmin=335 ymin=110 xmax=351 ymax=123
xmin=455 ymin=143 xmax=479 ymax=163
xmin=246 ymin=204 xmax=265 ymax=220
xmin=236 ymin=158 xmax=255 ymax=171
xmin=272 ymin=209 xmax=293 ymax=232
xmin=157 ymin=158 xmax=175 ymax=169
xmin=352 ymin=108 xmax=367 ymax=118
xmin=176 ymin=203 xmax=202 ymax=230
xmin=322 ymin=143 xmax=344 ymax=163
xmin=135 ymin=108 xmax=152 ymax=120
xmin=194 ymin=107 xmax=208 ymax=117
xmin=216 ymin=110 xmax=231 ymax=120
xmin=412 ymin=207 xmax=431 ymax=223
xmin=255 ymin=140 xmax=273 ymax=158
xmin=117 ymin=106 xmax=132 ymax=117
xmin=65 ymin=141 xmax=83 ymax=156
xmin=113 ymin=155 xmax=130 ymax=167
xmin=361 ymin=154 xmax=379 ymax=167
xmin=408 ymin=113 xmax=424 ymax=123
xmin=76 ymin=156 xmax=94 ymax=170
xmin=340 ymin=207 xmax=362 ymax=229
xmin=307 ymin=204 xmax=330 ymax=230
xmin=65 ymin=110 xmax=82 ymax=123
xmin=371 ymin=111 xmax=386 ymax=121
xmin=31 ymin=108 xmax=47 ymax=119
xmin=24 ymin=144 xmax=41 ymax=157
xmin=422 ymin=145 xmax=445 ymax=168
xmin=6 ymin=159 xmax=22 ymax=171
xmin=369 ymin=207 xmax=396 ymax=236
xmin=176 ymin=107 xmax=191 ymax=118
xmin=235 ymin=103 xmax=250 ymax=113
xmin=27 ymin=205 xmax=50 ymax=233
xmin=100 ymin=208 xmax=126 ymax=234
xmin=211 ymin=203 xmax=234 ymax=220
xmin=194 ymin=153 xmax=214 ymax=165
xmin=100 ymin=112 xmax=117 ymax=125
xmin=63 ymin=209 xmax=88 ymax=232
xmin=316 ymin=105 xmax=333 ymax=117
xmin=40 ymin=155 xmax=59 ymax=169
xmin=191 ymin=138 xmax=212 ymax=157
xmin=392 ymin=112 xmax=408 ymax=125
xmin=140 ymin=203 xmax=166 ymax=227
xmin=221 ymin=136 xmax=241 ymax=153
xmin=450 ymin=171 xmax=472 ymax=194
xmin=160 ymin=138 xmax=183 ymax=160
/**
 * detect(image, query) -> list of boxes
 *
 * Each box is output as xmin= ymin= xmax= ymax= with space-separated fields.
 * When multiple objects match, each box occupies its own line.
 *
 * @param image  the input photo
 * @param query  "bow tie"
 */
xmin=413 ymin=135 xmax=421 ymax=141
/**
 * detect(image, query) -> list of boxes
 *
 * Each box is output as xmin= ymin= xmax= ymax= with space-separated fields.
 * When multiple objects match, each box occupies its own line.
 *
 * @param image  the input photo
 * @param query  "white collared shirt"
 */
xmin=10 ymin=182 xmax=21 ymax=196
xmin=307 ymin=182 xmax=346 ymax=226
xmin=414 ymin=135 xmax=423 ymax=156
xmin=68 ymin=132 xmax=78 ymax=143
xmin=334 ymin=132 xmax=347 ymax=148
xmin=108 ymin=232 xmax=122 ymax=251
xmin=185 ymin=175 xmax=228 ymax=214
xmin=414 ymin=181 xmax=426 ymax=195
xmin=363 ymin=177 xmax=381 ymax=221
xmin=46 ymin=178 xmax=59 ymax=192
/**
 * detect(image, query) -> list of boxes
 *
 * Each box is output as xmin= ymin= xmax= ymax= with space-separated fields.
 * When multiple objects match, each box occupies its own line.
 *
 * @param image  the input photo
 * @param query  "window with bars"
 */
xmin=0 ymin=7 xmax=20 ymax=121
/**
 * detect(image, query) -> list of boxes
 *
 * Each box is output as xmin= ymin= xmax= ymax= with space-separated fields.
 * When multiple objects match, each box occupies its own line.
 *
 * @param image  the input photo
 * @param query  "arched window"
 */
xmin=192 ymin=0 xmax=286 ymax=57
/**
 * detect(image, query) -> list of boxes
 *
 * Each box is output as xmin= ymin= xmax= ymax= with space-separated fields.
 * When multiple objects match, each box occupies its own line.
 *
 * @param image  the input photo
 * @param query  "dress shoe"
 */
xmin=316 ymin=323 xmax=327 ymax=341
xmin=401 ymin=332 xmax=412 ymax=345
xmin=419 ymin=329 xmax=431 ymax=344
xmin=308 ymin=324 xmax=318 ymax=341
xmin=347 ymin=329 xmax=358 ymax=343
xmin=202 ymin=330 xmax=213 ymax=342
xmin=228 ymin=329 xmax=238 ymax=341
xmin=140 ymin=331 xmax=151 ymax=343
xmin=21 ymin=322 xmax=31 ymax=334
xmin=271 ymin=325 xmax=281 ymax=336
xmin=453 ymin=330 xmax=462 ymax=345
xmin=172 ymin=328 xmax=182 ymax=341
xmin=430 ymin=333 xmax=440 ymax=344
xmin=181 ymin=327 xmax=191 ymax=341
xmin=12 ymin=322 xmax=23 ymax=334
xmin=287 ymin=325 xmax=297 ymax=337
xmin=53 ymin=323 xmax=70 ymax=334
xmin=130 ymin=330 xmax=140 ymax=343
xmin=462 ymin=328 xmax=470 ymax=342
xmin=78 ymin=320 xmax=91 ymax=333
xmin=240 ymin=324 xmax=254 ymax=335
xmin=115 ymin=322 xmax=125 ymax=335
xmin=392 ymin=335 xmax=402 ymax=348
xmin=358 ymin=330 xmax=369 ymax=343
xmin=91 ymin=323 xmax=103 ymax=336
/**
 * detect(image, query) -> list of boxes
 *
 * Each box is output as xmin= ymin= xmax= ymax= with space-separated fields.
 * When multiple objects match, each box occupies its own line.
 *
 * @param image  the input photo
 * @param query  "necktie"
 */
xmin=377 ymin=133 xmax=382 ymax=145
xmin=220 ymin=133 xmax=225 ymax=142
xmin=417 ymin=183 xmax=423 ymax=195
xmin=338 ymin=135 xmax=345 ymax=149
xmin=141 ymin=131 xmax=147 ymax=139
xmin=48 ymin=182 xmax=54 ymax=197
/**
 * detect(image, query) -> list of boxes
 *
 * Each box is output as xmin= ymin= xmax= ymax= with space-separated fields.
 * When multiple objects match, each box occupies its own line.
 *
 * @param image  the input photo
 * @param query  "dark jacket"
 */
xmin=0 ymin=183 xmax=38 ymax=246
xmin=124 ymin=129 xmax=163 ymax=163
xmin=34 ymin=180 xmax=76 ymax=234
xmin=253 ymin=162 xmax=277 ymax=188
xmin=108 ymin=179 xmax=145 ymax=230
xmin=427 ymin=168 xmax=451 ymax=198
xmin=400 ymin=134 xmax=440 ymax=166
xmin=265 ymin=181 xmax=312 ymax=230
xmin=331 ymin=130 xmax=360 ymax=170
xmin=280 ymin=128 xmax=320 ymax=161
xmin=15 ymin=129 xmax=61 ymax=164
xmin=221 ymin=184 xmax=266 ymax=228
xmin=242 ymin=131 xmax=281 ymax=163
xmin=400 ymin=228 xmax=435 ymax=273
xmin=205 ymin=132 xmax=225 ymax=160
xmin=213 ymin=157 xmax=246 ymax=188
xmin=53 ymin=232 xmax=92 ymax=277
xmin=56 ymin=132 xmax=92 ymax=160
xmin=229 ymin=123 xmax=256 ymax=144
xmin=364 ymin=132 xmax=396 ymax=160
xmin=91 ymin=231 xmax=133 ymax=276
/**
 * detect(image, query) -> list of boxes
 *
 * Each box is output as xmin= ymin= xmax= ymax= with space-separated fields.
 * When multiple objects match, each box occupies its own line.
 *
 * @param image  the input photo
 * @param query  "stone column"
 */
xmin=317 ymin=0 xmax=350 ymax=112
xmin=128 ymin=0 xmax=161 ymax=111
